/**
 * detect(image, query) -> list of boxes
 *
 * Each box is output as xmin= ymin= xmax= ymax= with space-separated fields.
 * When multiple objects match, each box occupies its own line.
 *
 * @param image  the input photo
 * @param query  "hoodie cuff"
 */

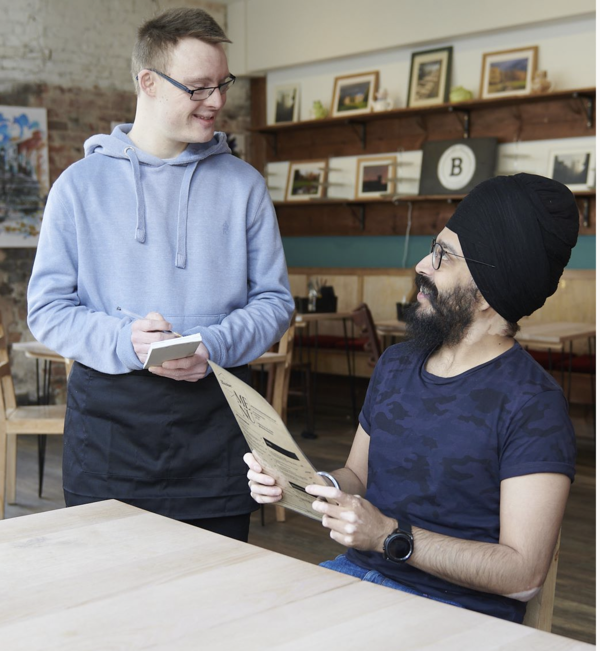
xmin=116 ymin=325 xmax=144 ymax=371
xmin=196 ymin=327 xmax=222 ymax=367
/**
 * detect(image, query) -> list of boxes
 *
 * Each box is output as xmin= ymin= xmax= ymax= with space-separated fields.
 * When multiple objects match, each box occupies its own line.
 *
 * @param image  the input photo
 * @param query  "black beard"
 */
xmin=404 ymin=275 xmax=480 ymax=351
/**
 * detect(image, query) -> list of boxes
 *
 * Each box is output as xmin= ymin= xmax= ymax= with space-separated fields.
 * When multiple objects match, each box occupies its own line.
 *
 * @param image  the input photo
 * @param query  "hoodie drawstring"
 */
xmin=124 ymin=147 xmax=146 ymax=244
xmin=124 ymin=147 xmax=199 ymax=269
xmin=175 ymin=161 xmax=199 ymax=269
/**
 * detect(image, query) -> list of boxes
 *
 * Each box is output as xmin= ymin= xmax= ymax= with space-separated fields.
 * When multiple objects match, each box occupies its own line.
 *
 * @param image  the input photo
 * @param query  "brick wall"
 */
xmin=0 ymin=0 xmax=252 ymax=400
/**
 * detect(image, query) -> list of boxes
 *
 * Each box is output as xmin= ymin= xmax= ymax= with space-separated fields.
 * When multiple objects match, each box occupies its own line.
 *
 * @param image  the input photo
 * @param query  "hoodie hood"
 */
xmin=83 ymin=125 xmax=231 ymax=268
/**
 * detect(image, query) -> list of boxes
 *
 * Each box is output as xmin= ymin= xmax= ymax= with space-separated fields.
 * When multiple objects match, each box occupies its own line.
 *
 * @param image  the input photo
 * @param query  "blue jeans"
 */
xmin=320 ymin=555 xmax=463 ymax=609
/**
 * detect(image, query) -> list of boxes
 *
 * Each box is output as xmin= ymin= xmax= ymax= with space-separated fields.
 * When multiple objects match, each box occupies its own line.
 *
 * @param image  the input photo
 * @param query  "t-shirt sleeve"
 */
xmin=499 ymin=389 xmax=577 ymax=482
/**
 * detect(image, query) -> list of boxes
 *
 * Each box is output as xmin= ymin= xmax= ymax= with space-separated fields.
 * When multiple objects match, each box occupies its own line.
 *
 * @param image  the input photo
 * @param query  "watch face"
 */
xmin=386 ymin=532 xmax=413 ymax=562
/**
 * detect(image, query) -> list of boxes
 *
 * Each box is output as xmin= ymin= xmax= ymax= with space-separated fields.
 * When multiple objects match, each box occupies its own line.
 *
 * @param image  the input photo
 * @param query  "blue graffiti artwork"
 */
xmin=0 ymin=106 xmax=49 ymax=244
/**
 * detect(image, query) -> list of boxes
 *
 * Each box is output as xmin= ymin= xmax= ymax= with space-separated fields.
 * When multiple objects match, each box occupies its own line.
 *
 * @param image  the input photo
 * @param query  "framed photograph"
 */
xmin=407 ymin=47 xmax=453 ymax=107
xmin=547 ymin=149 xmax=595 ymax=192
xmin=331 ymin=71 xmax=379 ymax=118
xmin=0 ymin=106 xmax=49 ymax=247
xmin=419 ymin=138 xmax=498 ymax=195
xmin=355 ymin=156 xmax=396 ymax=199
xmin=285 ymin=160 xmax=328 ymax=201
xmin=480 ymin=46 xmax=538 ymax=99
xmin=274 ymin=83 xmax=300 ymax=124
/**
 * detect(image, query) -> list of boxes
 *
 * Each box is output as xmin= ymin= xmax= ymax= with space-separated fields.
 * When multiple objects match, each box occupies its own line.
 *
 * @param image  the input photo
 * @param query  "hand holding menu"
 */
xmin=143 ymin=333 xmax=203 ymax=369
xmin=209 ymin=361 xmax=332 ymax=520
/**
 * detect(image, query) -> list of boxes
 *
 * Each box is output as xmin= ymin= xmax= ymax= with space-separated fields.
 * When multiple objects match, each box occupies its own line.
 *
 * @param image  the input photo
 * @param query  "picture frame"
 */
xmin=419 ymin=138 xmax=498 ymax=195
xmin=274 ymin=83 xmax=300 ymax=124
xmin=331 ymin=71 xmax=379 ymax=118
xmin=285 ymin=160 xmax=328 ymax=201
xmin=480 ymin=46 xmax=538 ymax=100
xmin=355 ymin=156 xmax=396 ymax=199
xmin=407 ymin=46 xmax=453 ymax=107
xmin=547 ymin=149 xmax=595 ymax=192
xmin=0 ymin=105 xmax=49 ymax=246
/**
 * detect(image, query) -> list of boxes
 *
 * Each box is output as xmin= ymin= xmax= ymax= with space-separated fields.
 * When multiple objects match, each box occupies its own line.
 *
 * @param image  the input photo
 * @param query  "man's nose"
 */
xmin=415 ymin=253 xmax=433 ymax=276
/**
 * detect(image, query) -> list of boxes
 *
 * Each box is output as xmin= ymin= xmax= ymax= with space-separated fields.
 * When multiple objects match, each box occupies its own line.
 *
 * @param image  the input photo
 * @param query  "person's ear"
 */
xmin=137 ymin=70 xmax=156 ymax=97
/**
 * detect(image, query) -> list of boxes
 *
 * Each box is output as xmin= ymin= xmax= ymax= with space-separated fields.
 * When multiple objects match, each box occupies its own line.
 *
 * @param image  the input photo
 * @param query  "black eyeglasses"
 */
xmin=142 ymin=69 xmax=236 ymax=101
xmin=430 ymin=239 xmax=496 ymax=270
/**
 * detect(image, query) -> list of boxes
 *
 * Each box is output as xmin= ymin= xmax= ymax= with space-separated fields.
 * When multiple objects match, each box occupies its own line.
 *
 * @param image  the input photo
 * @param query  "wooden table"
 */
xmin=11 ymin=341 xmax=71 ymax=499
xmin=0 ymin=500 xmax=593 ymax=650
xmin=294 ymin=312 xmax=356 ymax=437
xmin=373 ymin=320 xmax=596 ymax=404
xmin=516 ymin=322 xmax=596 ymax=402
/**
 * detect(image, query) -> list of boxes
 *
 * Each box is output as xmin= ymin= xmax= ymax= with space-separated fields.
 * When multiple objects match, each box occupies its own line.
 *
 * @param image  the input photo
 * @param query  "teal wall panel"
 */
xmin=283 ymin=235 xmax=596 ymax=270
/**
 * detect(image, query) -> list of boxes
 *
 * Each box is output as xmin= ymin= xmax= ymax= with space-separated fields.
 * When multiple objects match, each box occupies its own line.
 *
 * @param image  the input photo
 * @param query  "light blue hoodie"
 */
xmin=28 ymin=125 xmax=294 ymax=374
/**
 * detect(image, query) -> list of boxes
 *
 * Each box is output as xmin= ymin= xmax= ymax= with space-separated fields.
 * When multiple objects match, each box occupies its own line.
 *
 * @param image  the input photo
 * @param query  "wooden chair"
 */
xmin=351 ymin=303 xmax=382 ymax=367
xmin=523 ymin=532 xmax=561 ymax=631
xmin=0 ymin=319 xmax=66 ymax=519
xmin=249 ymin=317 xmax=296 ymax=523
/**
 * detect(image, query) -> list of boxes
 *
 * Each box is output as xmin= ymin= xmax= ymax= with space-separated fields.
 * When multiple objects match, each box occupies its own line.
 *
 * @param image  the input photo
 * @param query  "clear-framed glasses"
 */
xmin=142 ymin=69 xmax=236 ymax=101
xmin=430 ymin=239 xmax=496 ymax=271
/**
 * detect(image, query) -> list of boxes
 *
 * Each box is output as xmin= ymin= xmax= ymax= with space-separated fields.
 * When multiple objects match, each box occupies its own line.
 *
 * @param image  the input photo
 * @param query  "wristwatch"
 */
xmin=383 ymin=520 xmax=414 ymax=563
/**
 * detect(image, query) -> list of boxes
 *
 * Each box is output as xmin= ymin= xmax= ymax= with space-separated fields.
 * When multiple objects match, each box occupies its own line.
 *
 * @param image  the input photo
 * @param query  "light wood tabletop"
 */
xmin=0 ymin=500 xmax=593 ymax=650
xmin=11 ymin=341 xmax=64 ymax=363
xmin=516 ymin=322 xmax=596 ymax=351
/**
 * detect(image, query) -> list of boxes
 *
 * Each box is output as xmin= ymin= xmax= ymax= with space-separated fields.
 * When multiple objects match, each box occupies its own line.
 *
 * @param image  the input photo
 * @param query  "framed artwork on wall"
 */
xmin=355 ymin=156 xmax=396 ymax=199
xmin=331 ymin=71 xmax=379 ymax=118
xmin=407 ymin=46 xmax=453 ymax=107
xmin=479 ymin=46 xmax=538 ymax=99
xmin=274 ymin=83 xmax=300 ymax=123
xmin=285 ymin=160 xmax=328 ymax=201
xmin=547 ymin=149 xmax=595 ymax=192
xmin=0 ymin=106 xmax=49 ymax=247
xmin=419 ymin=138 xmax=498 ymax=195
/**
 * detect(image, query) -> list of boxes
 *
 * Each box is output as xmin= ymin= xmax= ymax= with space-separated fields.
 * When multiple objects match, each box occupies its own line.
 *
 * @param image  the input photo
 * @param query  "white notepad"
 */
xmin=143 ymin=333 xmax=203 ymax=369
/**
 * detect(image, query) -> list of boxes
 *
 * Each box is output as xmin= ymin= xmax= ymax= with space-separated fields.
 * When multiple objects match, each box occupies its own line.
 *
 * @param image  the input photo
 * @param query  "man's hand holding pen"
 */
xmin=129 ymin=310 xmax=209 ymax=382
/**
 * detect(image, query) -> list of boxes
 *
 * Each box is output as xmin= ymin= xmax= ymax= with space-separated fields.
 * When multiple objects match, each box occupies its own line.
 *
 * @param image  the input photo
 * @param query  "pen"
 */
xmin=116 ymin=307 xmax=182 ymax=337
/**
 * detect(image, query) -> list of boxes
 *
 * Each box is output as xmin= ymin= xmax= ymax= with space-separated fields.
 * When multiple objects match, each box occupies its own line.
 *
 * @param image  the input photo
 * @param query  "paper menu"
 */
xmin=143 ymin=333 xmax=203 ymax=369
xmin=209 ymin=361 xmax=330 ymax=520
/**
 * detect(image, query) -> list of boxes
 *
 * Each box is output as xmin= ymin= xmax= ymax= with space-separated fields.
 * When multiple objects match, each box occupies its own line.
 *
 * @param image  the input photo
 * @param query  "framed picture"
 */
xmin=480 ymin=46 xmax=538 ymax=99
xmin=274 ymin=83 xmax=300 ymax=124
xmin=285 ymin=160 xmax=328 ymax=201
xmin=355 ymin=156 xmax=396 ymax=199
xmin=419 ymin=138 xmax=498 ymax=195
xmin=547 ymin=149 xmax=595 ymax=192
xmin=0 ymin=106 xmax=49 ymax=247
xmin=407 ymin=46 xmax=453 ymax=107
xmin=331 ymin=71 xmax=379 ymax=118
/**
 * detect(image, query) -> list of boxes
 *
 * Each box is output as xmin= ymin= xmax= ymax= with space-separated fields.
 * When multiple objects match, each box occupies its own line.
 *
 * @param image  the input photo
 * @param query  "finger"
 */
xmin=243 ymin=452 xmax=263 ymax=473
xmin=247 ymin=469 xmax=276 ymax=486
xmin=248 ymin=481 xmax=282 ymax=497
xmin=305 ymin=484 xmax=340 ymax=500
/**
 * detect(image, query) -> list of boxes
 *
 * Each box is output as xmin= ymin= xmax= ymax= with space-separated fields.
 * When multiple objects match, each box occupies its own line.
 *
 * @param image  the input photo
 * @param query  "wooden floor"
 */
xmin=3 ymin=376 xmax=596 ymax=645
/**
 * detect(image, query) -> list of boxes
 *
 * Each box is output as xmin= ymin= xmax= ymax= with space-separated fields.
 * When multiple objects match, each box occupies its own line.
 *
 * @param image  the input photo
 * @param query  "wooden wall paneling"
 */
xmin=249 ymin=77 xmax=267 ymax=173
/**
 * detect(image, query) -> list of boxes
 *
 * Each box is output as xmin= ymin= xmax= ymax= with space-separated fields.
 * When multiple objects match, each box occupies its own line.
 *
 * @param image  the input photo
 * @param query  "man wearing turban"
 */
xmin=246 ymin=173 xmax=580 ymax=623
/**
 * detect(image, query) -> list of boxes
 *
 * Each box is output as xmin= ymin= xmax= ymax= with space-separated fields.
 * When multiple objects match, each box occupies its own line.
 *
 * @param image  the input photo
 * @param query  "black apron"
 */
xmin=63 ymin=362 xmax=257 ymax=520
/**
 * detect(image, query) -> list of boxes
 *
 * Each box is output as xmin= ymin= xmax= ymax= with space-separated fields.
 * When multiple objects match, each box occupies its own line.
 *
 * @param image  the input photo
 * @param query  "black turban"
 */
xmin=446 ymin=173 xmax=580 ymax=323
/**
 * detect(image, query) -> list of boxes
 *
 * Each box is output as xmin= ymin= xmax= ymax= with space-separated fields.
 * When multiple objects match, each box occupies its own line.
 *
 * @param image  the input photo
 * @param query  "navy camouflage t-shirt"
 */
xmin=347 ymin=341 xmax=576 ymax=623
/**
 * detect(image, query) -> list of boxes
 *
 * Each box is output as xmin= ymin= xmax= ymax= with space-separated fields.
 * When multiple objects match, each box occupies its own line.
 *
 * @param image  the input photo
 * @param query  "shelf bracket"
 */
xmin=448 ymin=106 xmax=471 ymax=138
xmin=263 ymin=131 xmax=278 ymax=157
xmin=347 ymin=203 xmax=365 ymax=230
xmin=571 ymin=92 xmax=595 ymax=129
xmin=581 ymin=196 xmax=591 ymax=228
xmin=347 ymin=120 xmax=367 ymax=148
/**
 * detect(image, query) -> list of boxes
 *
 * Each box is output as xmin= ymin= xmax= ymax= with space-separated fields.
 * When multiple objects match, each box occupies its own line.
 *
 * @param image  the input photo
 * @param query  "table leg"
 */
xmin=38 ymin=360 xmax=52 ymax=498
xmin=6 ymin=434 xmax=16 ymax=504
xmin=342 ymin=317 xmax=357 ymax=424
xmin=302 ymin=323 xmax=319 ymax=439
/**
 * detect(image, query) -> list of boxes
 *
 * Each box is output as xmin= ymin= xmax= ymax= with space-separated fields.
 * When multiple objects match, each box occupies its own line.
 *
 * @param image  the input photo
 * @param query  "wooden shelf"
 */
xmin=249 ymin=79 xmax=596 ymax=237
xmin=253 ymin=87 xmax=596 ymax=137
xmin=274 ymin=189 xmax=595 ymax=207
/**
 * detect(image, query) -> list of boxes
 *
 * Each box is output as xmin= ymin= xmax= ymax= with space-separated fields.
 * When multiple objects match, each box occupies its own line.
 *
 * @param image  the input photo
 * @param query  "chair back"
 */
xmin=523 ymin=532 xmax=561 ymax=631
xmin=351 ymin=303 xmax=382 ymax=367
xmin=270 ymin=316 xmax=296 ymax=424
xmin=0 ymin=315 xmax=17 ymax=416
